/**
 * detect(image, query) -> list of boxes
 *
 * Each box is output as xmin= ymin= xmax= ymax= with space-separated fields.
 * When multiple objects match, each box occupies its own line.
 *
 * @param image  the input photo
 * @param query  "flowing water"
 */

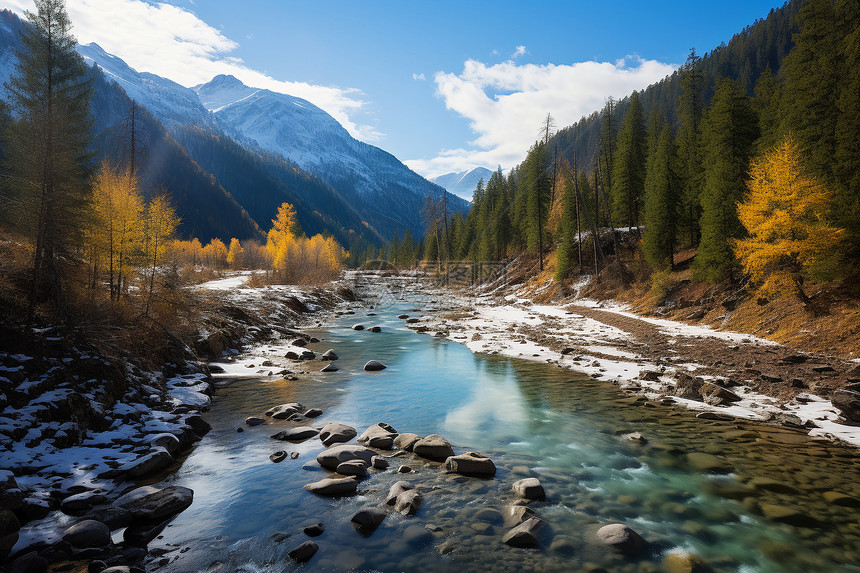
xmin=146 ymin=294 xmax=860 ymax=573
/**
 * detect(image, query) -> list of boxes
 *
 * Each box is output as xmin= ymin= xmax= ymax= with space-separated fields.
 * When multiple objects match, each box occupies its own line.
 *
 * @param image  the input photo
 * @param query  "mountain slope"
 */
xmin=431 ymin=167 xmax=494 ymax=201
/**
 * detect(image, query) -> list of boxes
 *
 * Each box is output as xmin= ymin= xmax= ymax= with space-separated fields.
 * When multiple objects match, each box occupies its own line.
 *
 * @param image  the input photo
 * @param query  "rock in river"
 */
xmin=502 ymin=505 xmax=536 ymax=528
xmin=288 ymin=540 xmax=319 ymax=563
xmin=319 ymin=423 xmax=358 ymax=447
xmin=444 ymin=452 xmax=496 ymax=478
xmin=118 ymin=448 xmax=173 ymax=478
xmin=321 ymin=349 xmax=339 ymax=361
xmin=393 ymin=433 xmax=421 ymax=451
xmin=271 ymin=427 xmax=319 ymax=442
xmin=512 ymin=478 xmax=546 ymax=501
xmin=317 ymin=444 xmax=376 ymax=470
xmin=358 ymin=422 xmax=398 ymax=449
xmin=394 ymin=489 xmax=423 ymax=516
xmin=385 ymin=481 xmax=414 ymax=505
xmin=502 ymin=517 xmax=544 ymax=548
xmin=352 ymin=324 xmax=365 ymax=331
xmin=351 ymin=508 xmax=387 ymax=535
xmin=269 ymin=451 xmax=288 ymax=463
xmin=62 ymin=519 xmax=110 ymax=548
xmin=364 ymin=360 xmax=387 ymax=372
xmin=244 ymin=416 xmax=266 ymax=426
xmin=413 ymin=434 xmax=454 ymax=461
xmin=596 ymin=523 xmax=646 ymax=555
xmin=113 ymin=485 xmax=194 ymax=520
xmin=304 ymin=477 xmax=358 ymax=497
xmin=320 ymin=363 xmax=339 ymax=373
xmin=336 ymin=460 xmax=369 ymax=478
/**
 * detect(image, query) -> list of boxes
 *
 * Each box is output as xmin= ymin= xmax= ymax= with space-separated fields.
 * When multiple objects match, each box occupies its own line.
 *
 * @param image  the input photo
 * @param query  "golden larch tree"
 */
xmin=226 ymin=238 xmax=244 ymax=268
xmin=733 ymin=135 xmax=843 ymax=305
xmin=143 ymin=193 xmax=179 ymax=313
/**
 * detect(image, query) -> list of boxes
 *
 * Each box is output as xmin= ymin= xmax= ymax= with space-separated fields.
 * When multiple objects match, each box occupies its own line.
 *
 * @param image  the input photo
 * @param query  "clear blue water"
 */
xmin=146 ymin=296 xmax=860 ymax=573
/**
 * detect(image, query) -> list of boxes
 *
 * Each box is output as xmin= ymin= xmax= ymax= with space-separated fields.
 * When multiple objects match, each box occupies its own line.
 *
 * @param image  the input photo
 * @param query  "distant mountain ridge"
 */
xmin=431 ymin=167 xmax=495 ymax=201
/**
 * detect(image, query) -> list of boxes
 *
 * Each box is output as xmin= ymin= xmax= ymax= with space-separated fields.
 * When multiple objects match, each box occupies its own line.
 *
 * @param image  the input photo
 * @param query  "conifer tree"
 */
xmin=643 ymin=124 xmax=679 ymax=269
xmin=675 ymin=49 xmax=705 ymax=249
xmin=525 ymin=141 xmax=551 ymax=269
xmin=610 ymin=91 xmax=647 ymax=228
xmin=695 ymin=78 xmax=758 ymax=282
xmin=4 ymin=0 xmax=93 ymax=320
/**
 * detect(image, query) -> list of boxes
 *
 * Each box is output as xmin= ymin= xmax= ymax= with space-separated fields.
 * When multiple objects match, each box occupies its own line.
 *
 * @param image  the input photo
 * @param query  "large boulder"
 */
xmin=265 ymin=403 xmax=304 ymax=420
xmin=357 ymin=422 xmax=398 ymax=449
xmin=113 ymin=486 xmax=194 ymax=520
xmin=350 ymin=508 xmax=387 ymax=535
xmin=271 ymin=427 xmax=319 ymax=442
xmin=502 ymin=505 xmax=536 ymax=528
xmin=512 ymin=478 xmax=546 ymax=501
xmin=832 ymin=390 xmax=860 ymax=424
xmin=316 ymin=444 xmax=376 ymax=470
xmin=319 ymin=422 xmax=358 ymax=447
xmin=393 ymin=433 xmax=421 ymax=451
xmin=288 ymin=540 xmax=319 ymax=563
xmin=62 ymin=519 xmax=111 ymax=548
xmin=394 ymin=489 xmax=423 ymax=516
xmin=363 ymin=360 xmax=387 ymax=372
xmin=61 ymin=491 xmax=107 ymax=513
xmin=304 ymin=477 xmax=358 ymax=497
xmin=673 ymin=373 xmax=705 ymax=400
xmin=444 ymin=452 xmax=496 ymax=478
xmin=336 ymin=460 xmax=369 ymax=478
xmin=701 ymin=382 xmax=742 ymax=406
xmin=385 ymin=481 xmax=414 ymax=506
xmin=321 ymin=349 xmax=339 ymax=361
xmin=502 ymin=517 xmax=544 ymax=548
xmin=119 ymin=448 xmax=173 ymax=478
xmin=413 ymin=434 xmax=454 ymax=461
xmin=596 ymin=523 xmax=646 ymax=555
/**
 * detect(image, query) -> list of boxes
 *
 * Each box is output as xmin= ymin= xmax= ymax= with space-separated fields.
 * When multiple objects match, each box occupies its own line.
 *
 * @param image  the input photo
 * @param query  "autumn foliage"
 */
xmin=733 ymin=136 xmax=843 ymax=304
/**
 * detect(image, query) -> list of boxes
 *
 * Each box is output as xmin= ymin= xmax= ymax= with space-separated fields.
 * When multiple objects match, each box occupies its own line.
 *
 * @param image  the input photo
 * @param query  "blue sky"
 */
xmin=6 ymin=0 xmax=786 ymax=176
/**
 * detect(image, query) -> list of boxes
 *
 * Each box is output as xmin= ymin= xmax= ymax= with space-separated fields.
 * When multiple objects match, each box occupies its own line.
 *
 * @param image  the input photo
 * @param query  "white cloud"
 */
xmin=412 ymin=72 xmax=425 ymax=81
xmin=512 ymin=45 xmax=527 ymax=58
xmin=3 ymin=0 xmax=379 ymax=141
xmin=406 ymin=55 xmax=677 ymax=178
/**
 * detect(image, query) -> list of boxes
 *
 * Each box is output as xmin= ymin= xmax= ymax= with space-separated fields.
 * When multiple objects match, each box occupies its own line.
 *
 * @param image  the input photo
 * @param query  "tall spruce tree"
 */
xmin=675 ymin=49 xmax=705 ymax=249
xmin=695 ymin=78 xmax=758 ymax=282
xmin=610 ymin=91 xmax=646 ymax=228
xmin=643 ymin=124 xmax=679 ymax=269
xmin=4 ymin=0 xmax=93 ymax=321
xmin=525 ymin=141 xmax=551 ymax=267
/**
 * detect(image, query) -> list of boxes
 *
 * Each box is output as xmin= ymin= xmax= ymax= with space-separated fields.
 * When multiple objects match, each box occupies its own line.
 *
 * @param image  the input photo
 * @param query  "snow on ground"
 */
xmin=196 ymin=270 xmax=254 ymax=291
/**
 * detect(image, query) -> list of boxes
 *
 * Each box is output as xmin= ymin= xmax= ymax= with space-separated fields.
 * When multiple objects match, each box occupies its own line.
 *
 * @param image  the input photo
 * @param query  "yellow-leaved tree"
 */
xmin=226 ymin=238 xmax=244 ymax=269
xmin=143 ymin=194 xmax=180 ymax=314
xmin=265 ymin=202 xmax=345 ymax=283
xmin=733 ymin=135 xmax=843 ymax=305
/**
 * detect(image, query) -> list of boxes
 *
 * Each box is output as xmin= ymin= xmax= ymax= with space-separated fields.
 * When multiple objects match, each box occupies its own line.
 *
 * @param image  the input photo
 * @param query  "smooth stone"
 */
xmin=394 ymin=489 xmax=423 ymax=516
xmin=393 ymin=433 xmax=422 ymax=451
xmin=113 ymin=486 xmax=193 ymax=520
xmin=352 ymin=324 xmax=365 ymax=331
xmin=320 ymin=364 xmax=339 ymax=372
xmin=62 ymin=520 xmax=110 ymax=548
xmin=444 ymin=452 xmax=496 ymax=478
xmin=413 ymin=434 xmax=454 ymax=461
xmin=512 ymin=478 xmax=546 ymax=501
xmin=350 ymin=508 xmax=387 ymax=535
xmin=304 ymin=478 xmax=358 ymax=497
xmin=316 ymin=444 xmax=376 ymax=470
xmin=118 ymin=448 xmax=173 ymax=478
xmin=271 ymin=427 xmax=319 ymax=442
xmin=269 ymin=451 xmax=288 ymax=463
xmin=357 ymin=422 xmax=398 ymax=449
xmin=61 ymin=491 xmax=107 ymax=513
xmin=319 ymin=423 xmax=358 ymax=447
xmin=291 ymin=338 xmax=308 ymax=347
xmin=385 ymin=481 xmax=414 ymax=506
xmin=595 ymin=523 xmax=646 ymax=555
xmin=397 ymin=465 xmax=413 ymax=473
xmin=368 ymin=326 xmax=382 ymax=333
xmin=304 ymin=408 xmax=323 ymax=418
xmin=288 ymin=540 xmax=319 ymax=563
xmin=321 ymin=350 xmax=339 ymax=361
xmin=147 ymin=432 xmax=181 ymax=455
xmin=502 ymin=517 xmax=544 ymax=548
xmin=622 ymin=432 xmax=648 ymax=445
xmin=336 ymin=460 xmax=369 ymax=478
xmin=371 ymin=456 xmax=390 ymax=470
xmin=364 ymin=360 xmax=387 ymax=371
xmin=266 ymin=403 xmax=304 ymax=419
xmin=244 ymin=417 xmax=266 ymax=426
xmin=502 ymin=505 xmax=536 ymax=528
xmin=303 ymin=522 xmax=325 ymax=537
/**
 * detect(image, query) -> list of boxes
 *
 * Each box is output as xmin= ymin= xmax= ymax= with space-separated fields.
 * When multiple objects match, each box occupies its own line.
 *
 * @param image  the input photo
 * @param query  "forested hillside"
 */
xmin=441 ymin=0 xmax=859 ymax=305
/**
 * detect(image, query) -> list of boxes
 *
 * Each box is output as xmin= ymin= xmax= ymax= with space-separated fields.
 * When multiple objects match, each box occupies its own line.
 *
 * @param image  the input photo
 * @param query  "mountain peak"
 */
xmin=207 ymin=74 xmax=246 ymax=89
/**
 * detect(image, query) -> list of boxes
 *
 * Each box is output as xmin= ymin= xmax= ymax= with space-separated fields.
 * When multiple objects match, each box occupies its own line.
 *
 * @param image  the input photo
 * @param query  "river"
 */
xmin=145 ymin=288 xmax=860 ymax=573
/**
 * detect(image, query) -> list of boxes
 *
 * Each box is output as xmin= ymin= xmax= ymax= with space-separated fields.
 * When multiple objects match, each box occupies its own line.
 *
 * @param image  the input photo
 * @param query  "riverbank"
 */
xmin=0 ymin=276 xmax=347 ymax=570
xmin=397 ymin=270 xmax=860 ymax=447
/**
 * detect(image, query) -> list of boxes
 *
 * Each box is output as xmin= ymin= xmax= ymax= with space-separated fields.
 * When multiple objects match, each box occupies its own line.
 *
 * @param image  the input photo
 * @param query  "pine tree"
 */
xmin=3 ymin=0 xmax=93 ymax=320
xmin=643 ymin=124 xmax=679 ymax=269
xmin=675 ymin=49 xmax=704 ymax=248
xmin=610 ymin=91 xmax=647 ymax=228
xmin=695 ymin=78 xmax=759 ymax=282
xmin=525 ymin=141 xmax=551 ymax=268
xmin=734 ymin=136 xmax=843 ymax=304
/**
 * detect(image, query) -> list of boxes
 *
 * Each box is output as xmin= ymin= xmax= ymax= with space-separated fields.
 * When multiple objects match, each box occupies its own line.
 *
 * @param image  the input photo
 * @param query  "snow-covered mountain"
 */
xmin=78 ymin=43 xmax=211 ymax=127
xmin=432 ymin=167 xmax=495 ymax=201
